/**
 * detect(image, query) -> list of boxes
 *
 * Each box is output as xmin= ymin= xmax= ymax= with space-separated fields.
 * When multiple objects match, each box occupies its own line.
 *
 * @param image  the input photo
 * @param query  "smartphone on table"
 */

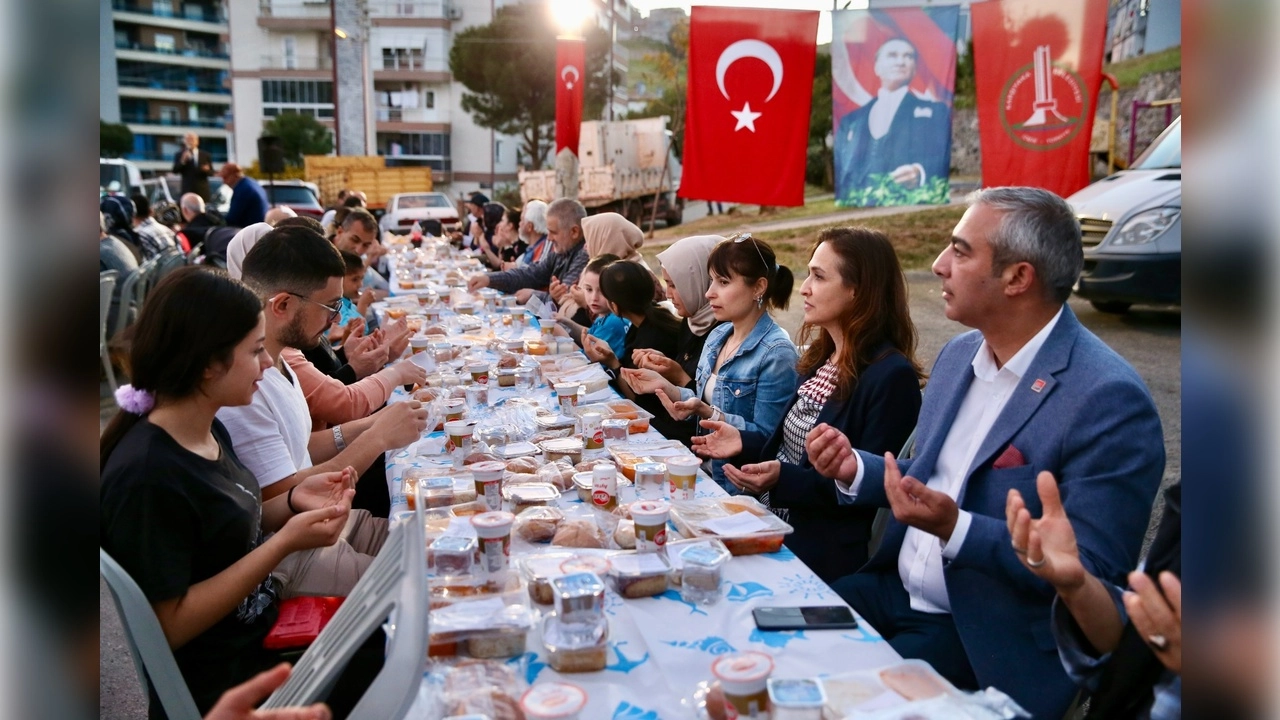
xmin=752 ymin=605 xmax=860 ymax=631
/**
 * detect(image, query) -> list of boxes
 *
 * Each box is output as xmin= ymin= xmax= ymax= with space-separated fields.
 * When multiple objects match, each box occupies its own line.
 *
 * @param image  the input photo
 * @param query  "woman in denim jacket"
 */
xmin=624 ymin=234 xmax=799 ymax=491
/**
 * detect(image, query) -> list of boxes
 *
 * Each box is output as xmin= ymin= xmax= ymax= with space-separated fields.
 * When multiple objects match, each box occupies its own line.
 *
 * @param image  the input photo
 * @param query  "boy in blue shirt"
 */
xmin=558 ymin=255 xmax=628 ymax=359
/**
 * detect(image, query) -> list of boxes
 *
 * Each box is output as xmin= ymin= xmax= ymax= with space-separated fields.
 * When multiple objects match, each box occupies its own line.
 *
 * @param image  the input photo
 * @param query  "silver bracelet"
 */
xmin=332 ymin=424 xmax=346 ymax=451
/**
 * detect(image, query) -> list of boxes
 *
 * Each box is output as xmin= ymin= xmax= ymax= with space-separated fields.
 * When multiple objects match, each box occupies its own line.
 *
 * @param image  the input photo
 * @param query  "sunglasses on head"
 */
xmin=729 ymin=232 xmax=770 ymax=273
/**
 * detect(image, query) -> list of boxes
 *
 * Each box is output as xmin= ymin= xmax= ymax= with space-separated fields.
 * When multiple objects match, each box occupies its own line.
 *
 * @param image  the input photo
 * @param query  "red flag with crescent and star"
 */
xmin=555 ymin=36 xmax=586 ymax=156
xmin=680 ymin=6 xmax=819 ymax=207
xmin=972 ymin=0 xmax=1108 ymax=196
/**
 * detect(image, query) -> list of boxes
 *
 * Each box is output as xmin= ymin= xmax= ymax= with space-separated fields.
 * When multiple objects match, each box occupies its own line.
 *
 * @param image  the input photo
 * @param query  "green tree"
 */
xmin=625 ymin=17 xmax=689 ymax=157
xmin=807 ymin=50 xmax=834 ymax=189
xmin=449 ymin=4 xmax=613 ymax=169
xmin=954 ymin=39 xmax=976 ymax=109
xmin=100 ymin=119 xmax=133 ymax=158
xmin=261 ymin=113 xmax=333 ymax=167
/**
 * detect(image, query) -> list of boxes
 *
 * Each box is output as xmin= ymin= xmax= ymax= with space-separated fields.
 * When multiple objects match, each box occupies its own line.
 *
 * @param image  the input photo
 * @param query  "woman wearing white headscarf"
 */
xmin=556 ymin=213 xmax=661 ymax=325
xmin=224 ymin=222 xmax=274 ymax=280
xmin=631 ymin=234 xmax=725 ymax=390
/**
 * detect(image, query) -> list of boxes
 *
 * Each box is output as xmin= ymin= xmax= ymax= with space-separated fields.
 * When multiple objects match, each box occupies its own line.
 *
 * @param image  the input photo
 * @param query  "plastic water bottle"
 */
xmin=410 ymin=220 xmax=423 ymax=247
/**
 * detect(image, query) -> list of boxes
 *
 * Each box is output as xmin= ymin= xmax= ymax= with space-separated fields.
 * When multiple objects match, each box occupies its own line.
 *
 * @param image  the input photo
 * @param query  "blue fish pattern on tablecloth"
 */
xmin=655 ymin=589 xmax=708 ymax=616
xmin=761 ymin=546 xmax=798 ymax=562
xmin=605 ymin=641 xmax=650 ymax=673
xmin=748 ymin=628 xmax=807 ymax=648
xmin=778 ymin=573 xmax=837 ymax=600
xmin=612 ymin=702 xmax=660 ymax=720
xmin=664 ymin=635 xmax=737 ymax=655
xmin=726 ymin=581 xmax=773 ymax=602
xmin=510 ymin=652 xmax=548 ymax=684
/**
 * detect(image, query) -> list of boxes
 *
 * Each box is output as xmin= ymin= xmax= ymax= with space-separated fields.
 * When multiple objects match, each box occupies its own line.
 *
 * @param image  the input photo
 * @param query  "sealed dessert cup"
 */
xmin=666 ymin=454 xmax=700 ymax=501
xmin=633 ymin=462 xmax=667 ymax=501
xmin=542 ymin=614 xmax=609 ymax=673
xmin=630 ymin=500 xmax=670 ymax=553
xmin=429 ymin=535 xmax=478 ymax=577
xmin=712 ymin=651 xmax=774 ymax=719
xmin=551 ymin=571 xmax=606 ymax=628
xmin=590 ymin=463 xmax=618 ymax=511
xmin=677 ymin=540 xmax=731 ymax=605
xmin=470 ymin=460 xmax=506 ymax=511
xmin=471 ymin=511 xmax=515 ymax=576
xmin=520 ymin=681 xmax=587 ymax=720
xmin=767 ymin=678 xmax=826 ymax=720
xmin=580 ymin=412 xmax=604 ymax=450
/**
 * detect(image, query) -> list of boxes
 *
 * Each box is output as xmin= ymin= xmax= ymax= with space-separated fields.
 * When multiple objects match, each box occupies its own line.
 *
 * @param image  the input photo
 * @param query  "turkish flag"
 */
xmin=556 ymin=36 xmax=585 ymax=156
xmin=972 ymin=0 xmax=1108 ymax=196
xmin=680 ymin=7 xmax=819 ymax=207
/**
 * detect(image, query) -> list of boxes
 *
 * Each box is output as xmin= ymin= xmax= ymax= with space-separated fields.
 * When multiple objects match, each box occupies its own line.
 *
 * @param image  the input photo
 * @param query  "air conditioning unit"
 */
xmin=446 ymin=2 xmax=462 ymax=20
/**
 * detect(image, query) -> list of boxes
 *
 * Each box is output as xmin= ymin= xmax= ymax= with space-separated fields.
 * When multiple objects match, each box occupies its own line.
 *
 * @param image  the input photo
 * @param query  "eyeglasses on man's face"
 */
xmin=286 ymin=292 xmax=341 ymax=323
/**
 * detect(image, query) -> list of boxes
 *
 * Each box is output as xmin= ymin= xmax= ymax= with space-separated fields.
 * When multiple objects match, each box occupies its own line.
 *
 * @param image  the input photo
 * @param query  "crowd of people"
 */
xmin=100 ymin=182 xmax=1180 ymax=719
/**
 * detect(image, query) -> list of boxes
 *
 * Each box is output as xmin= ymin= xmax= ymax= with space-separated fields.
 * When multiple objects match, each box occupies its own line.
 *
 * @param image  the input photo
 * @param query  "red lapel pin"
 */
xmin=1031 ymin=378 xmax=1046 ymax=393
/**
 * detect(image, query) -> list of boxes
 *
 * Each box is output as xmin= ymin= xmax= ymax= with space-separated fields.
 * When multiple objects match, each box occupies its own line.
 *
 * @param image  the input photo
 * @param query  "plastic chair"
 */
xmin=151 ymin=248 xmax=188 ymax=287
xmin=100 ymin=550 xmax=202 ymax=720
xmin=114 ymin=257 xmax=158 ymax=335
xmin=101 ymin=272 xmax=119 ymax=394
xmin=261 ymin=512 xmax=427 ymax=719
xmin=866 ymin=426 xmax=920 ymax=559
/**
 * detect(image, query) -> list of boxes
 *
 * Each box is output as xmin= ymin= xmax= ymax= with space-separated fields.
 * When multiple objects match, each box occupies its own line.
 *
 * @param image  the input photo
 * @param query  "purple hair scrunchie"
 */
xmin=114 ymin=384 xmax=156 ymax=414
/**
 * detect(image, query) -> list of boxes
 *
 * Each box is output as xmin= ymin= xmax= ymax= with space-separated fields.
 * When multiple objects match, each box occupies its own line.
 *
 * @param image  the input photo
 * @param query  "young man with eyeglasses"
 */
xmin=217 ymin=226 xmax=428 ymax=529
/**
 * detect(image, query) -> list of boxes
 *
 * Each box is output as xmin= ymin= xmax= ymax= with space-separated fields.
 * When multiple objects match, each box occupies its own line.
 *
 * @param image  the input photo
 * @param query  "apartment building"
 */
xmin=103 ymin=0 xmax=233 ymax=172
xmin=226 ymin=0 xmax=522 ymax=195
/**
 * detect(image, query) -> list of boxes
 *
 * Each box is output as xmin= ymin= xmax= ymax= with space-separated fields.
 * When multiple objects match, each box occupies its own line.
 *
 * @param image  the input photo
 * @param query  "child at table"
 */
xmin=330 ymin=250 xmax=375 ymax=343
xmin=556 ymin=254 xmax=629 ymax=359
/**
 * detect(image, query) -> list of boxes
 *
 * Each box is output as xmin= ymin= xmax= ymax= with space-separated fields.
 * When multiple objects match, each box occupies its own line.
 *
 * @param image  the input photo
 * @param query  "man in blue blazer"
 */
xmin=807 ymin=187 xmax=1164 ymax=719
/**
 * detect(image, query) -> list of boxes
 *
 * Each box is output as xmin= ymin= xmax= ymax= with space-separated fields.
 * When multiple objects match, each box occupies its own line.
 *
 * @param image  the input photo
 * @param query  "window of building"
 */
xmin=425 ymin=90 xmax=434 ymax=109
xmin=381 ymin=46 xmax=425 ymax=71
xmin=377 ymin=132 xmax=451 ymax=169
xmin=262 ymin=80 xmax=335 ymax=118
xmin=159 ymin=106 xmax=181 ymax=124
xmin=154 ymin=33 xmax=176 ymax=53
xmin=283 ymin=37 xmax=297 ymax=70
xmin=153 ymin=0 xmax=174 ymax=17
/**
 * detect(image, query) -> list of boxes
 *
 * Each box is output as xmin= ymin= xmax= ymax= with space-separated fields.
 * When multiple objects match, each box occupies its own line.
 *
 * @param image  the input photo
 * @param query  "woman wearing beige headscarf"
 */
xmin=631 ymin=234 xmax=725 ymax=390
xmin=555 ymin=212 xmax=659 ymax=323
xmin=225 ymin=222 xmax=274 ymax=280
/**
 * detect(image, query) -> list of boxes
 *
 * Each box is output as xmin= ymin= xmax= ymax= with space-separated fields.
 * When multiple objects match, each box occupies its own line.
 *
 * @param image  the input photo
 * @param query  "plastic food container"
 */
xmin=579 ymin=412 xmax=604 ymax=449
xmin=674 ymin=539 xmax=731 ymax=606
xmin=558 ymin=554 xmax=611 ymax=578
xmin=471 ymin=511 xmax=515 ymax=576
xmin=518 ymin=551 xmax=575 ymax=604
xmin=501 ymin=483 xmax=561 ymax=514
xmin=665 ymin=454 xmax=701 ymax=501
xmin=534 ymin=414 xmax=578 ymax=438
xmin=601 ymin=398 xmax=654 ymax=434
xmin=605 ymin=551 xmax=670 ymax=598
xmin=470 ymin=461 xmax=506 ymax=511
xmin=630 ymin=500 xmax=670 ymax=553
xmin=496 ymin=441 xmax=540 ymax=460
xmin=520 ymin=681 xmax=588 ymax=719
xmin=542 ymin=614 xmax=609 ymax=674
xmin=497 ymin=368 xmax=517 ymax=387
xmin=513 ymin=506 xmax=564 ymax=544
xmin=669 ymin=496 xmax=795 ymax=556
xmin=429 ymin=535 xmax=478 ymax=577
xmin=767 ymin=678 xmax=827 ymax=720
xmin=569 ymin=471 xmax=630 ymax=504
xmin=541 ymin=437 xmax=585 ymax=466
xmin=712 ymin=651 xmax=774 ymax=719
xmin=551 ymin=571 xmax=607 ymax=628
xmin=409 ymin=475 xmax=455 ymax=510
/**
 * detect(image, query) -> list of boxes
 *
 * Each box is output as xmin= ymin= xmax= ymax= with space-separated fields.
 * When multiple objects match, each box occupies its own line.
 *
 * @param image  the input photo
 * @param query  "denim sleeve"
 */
xmin=487 ymin=255 xmax=553 ymax=293
xmin=1051 ymin=581 xmax=1128 ymax=691
xmin=722 ymin=342 xmax=799 ymax=437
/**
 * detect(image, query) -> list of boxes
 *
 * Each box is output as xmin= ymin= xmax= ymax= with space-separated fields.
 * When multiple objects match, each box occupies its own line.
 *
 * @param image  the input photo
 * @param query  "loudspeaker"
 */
xmin=258 ymin=135 xmax=286 ymax=174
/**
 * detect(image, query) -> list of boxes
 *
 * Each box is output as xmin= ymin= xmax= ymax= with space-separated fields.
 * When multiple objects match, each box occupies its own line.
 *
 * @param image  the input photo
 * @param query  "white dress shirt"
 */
xmin=838 ymin=308 xmax=1063 ymax=613
xmin=868 ymin=86 xmax=909 ymax=140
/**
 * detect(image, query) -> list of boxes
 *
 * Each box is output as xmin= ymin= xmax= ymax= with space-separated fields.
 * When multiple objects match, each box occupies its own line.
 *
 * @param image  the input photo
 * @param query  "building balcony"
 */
xmin=122 ymin=113 xmax=229 ymax=129
xmin=116 ymin=39 xmax=229 ymax=60
xmin=115 ymin=41 xmax=230 ymax=69
xmin=368 ymin=0 xmax=446 ymax=18
xmin=118 ymin=74 xmax=231 ymax=102
xmin=111 ymin=0 xmax=226 ymax=24
xmin=260 ymin=54 xmax=334 ymax=71
xmin=257 ymin=0 xmax=333 ymax=30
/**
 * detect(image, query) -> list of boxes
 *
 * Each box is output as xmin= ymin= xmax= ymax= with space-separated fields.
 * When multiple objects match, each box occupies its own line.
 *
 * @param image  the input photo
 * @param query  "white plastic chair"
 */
xmin=100 ymin=271 xmax=119 ymax=394
xmin=151 ymin=247 xmax=188 ymax=288
xmin=99 ymin=549 xmax=202 ymax=720
xmin=261 ymin=512 xmax=428 ymax=719
xmin=114 ymin=257 xmax=158 ymax=335
xmin=101 ymin=513 xmax=427 ymax=720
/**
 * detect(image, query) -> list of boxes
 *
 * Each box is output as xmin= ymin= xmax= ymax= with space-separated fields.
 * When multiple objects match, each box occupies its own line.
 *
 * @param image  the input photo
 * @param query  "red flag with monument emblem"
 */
xmin=556 ymin=36 xmax=585 ymax=156
xmin=972 ymin=0 xmax=1108 ymax=196
xmin=680 ymin=7 xmax=819 ymax=207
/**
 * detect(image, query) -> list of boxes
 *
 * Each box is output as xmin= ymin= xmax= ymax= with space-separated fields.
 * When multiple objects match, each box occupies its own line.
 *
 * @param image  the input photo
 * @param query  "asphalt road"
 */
xmin=100 ymin=273 xmax=1180 ymax=719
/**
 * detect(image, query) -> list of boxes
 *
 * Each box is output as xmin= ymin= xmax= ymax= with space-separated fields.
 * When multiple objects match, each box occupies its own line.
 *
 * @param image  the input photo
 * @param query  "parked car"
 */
xmin=379 ymin=192 xmax=460 ymax=236
xmin=1068 ymin=116 xmax=1181 ymax=313
xmin=260 ymin=180 xmax=325 ymax=218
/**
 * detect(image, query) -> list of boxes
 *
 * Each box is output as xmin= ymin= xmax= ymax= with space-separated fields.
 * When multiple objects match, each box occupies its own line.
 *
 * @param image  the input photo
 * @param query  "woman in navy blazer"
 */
xmin=693 ymin=228 xmax=924 ymax=581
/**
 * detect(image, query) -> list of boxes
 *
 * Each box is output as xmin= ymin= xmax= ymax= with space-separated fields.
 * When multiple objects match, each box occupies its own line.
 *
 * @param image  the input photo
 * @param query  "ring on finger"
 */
xmin=1147 ymin=634 xmax=1168 ymax=651
xmin=1027 ymin=556 xmax=1046 ymax=568
xmin=1011 ymin=544 xmax=1028 ymax=555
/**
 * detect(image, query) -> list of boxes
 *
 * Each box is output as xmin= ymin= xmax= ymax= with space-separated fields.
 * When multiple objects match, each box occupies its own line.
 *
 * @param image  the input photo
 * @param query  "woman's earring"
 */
xmin=755 ymin=295 xmax=763 ymax=308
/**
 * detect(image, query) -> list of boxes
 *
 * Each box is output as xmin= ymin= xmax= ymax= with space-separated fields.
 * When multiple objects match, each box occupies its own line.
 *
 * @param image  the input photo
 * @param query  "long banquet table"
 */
xmin=375 ymin=248 xmax=904 ymax=718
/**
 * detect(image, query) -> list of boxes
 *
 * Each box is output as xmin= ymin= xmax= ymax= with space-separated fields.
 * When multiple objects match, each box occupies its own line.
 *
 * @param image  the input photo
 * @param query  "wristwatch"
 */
xmin=332 ymin=424 xmax=347 ymax=451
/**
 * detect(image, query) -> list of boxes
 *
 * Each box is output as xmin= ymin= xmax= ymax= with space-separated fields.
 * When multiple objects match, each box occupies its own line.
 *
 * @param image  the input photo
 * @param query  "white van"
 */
xmin=1068 ymin=116 xmax=1181 ymax=313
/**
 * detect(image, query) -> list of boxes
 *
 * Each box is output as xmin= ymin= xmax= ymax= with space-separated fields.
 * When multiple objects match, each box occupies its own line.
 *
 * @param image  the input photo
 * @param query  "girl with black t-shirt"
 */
xmin=100 ymin=267 xmax=364 ymax=716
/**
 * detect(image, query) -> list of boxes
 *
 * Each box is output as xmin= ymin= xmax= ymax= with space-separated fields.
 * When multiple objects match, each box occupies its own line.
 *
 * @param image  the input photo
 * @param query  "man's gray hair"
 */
xmin=547 ymin=197 xmax=587 ymax=233
xmin=967 ymin=187 xmax=1083 ymax=304
xmin=340 ymin=207 xmax=378 ymax=234
xmin=180 ymin=192 xmax=205 ymax=215
xmin=523 ymin=199 xmax=549 ymax=234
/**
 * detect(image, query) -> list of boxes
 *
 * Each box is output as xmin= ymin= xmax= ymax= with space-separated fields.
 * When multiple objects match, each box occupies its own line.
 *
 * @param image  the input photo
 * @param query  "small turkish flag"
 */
xmin=556 ymin=36 xmax=586 ymax=156
xmin=680 ymin=7 xmax=819 ymax=207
